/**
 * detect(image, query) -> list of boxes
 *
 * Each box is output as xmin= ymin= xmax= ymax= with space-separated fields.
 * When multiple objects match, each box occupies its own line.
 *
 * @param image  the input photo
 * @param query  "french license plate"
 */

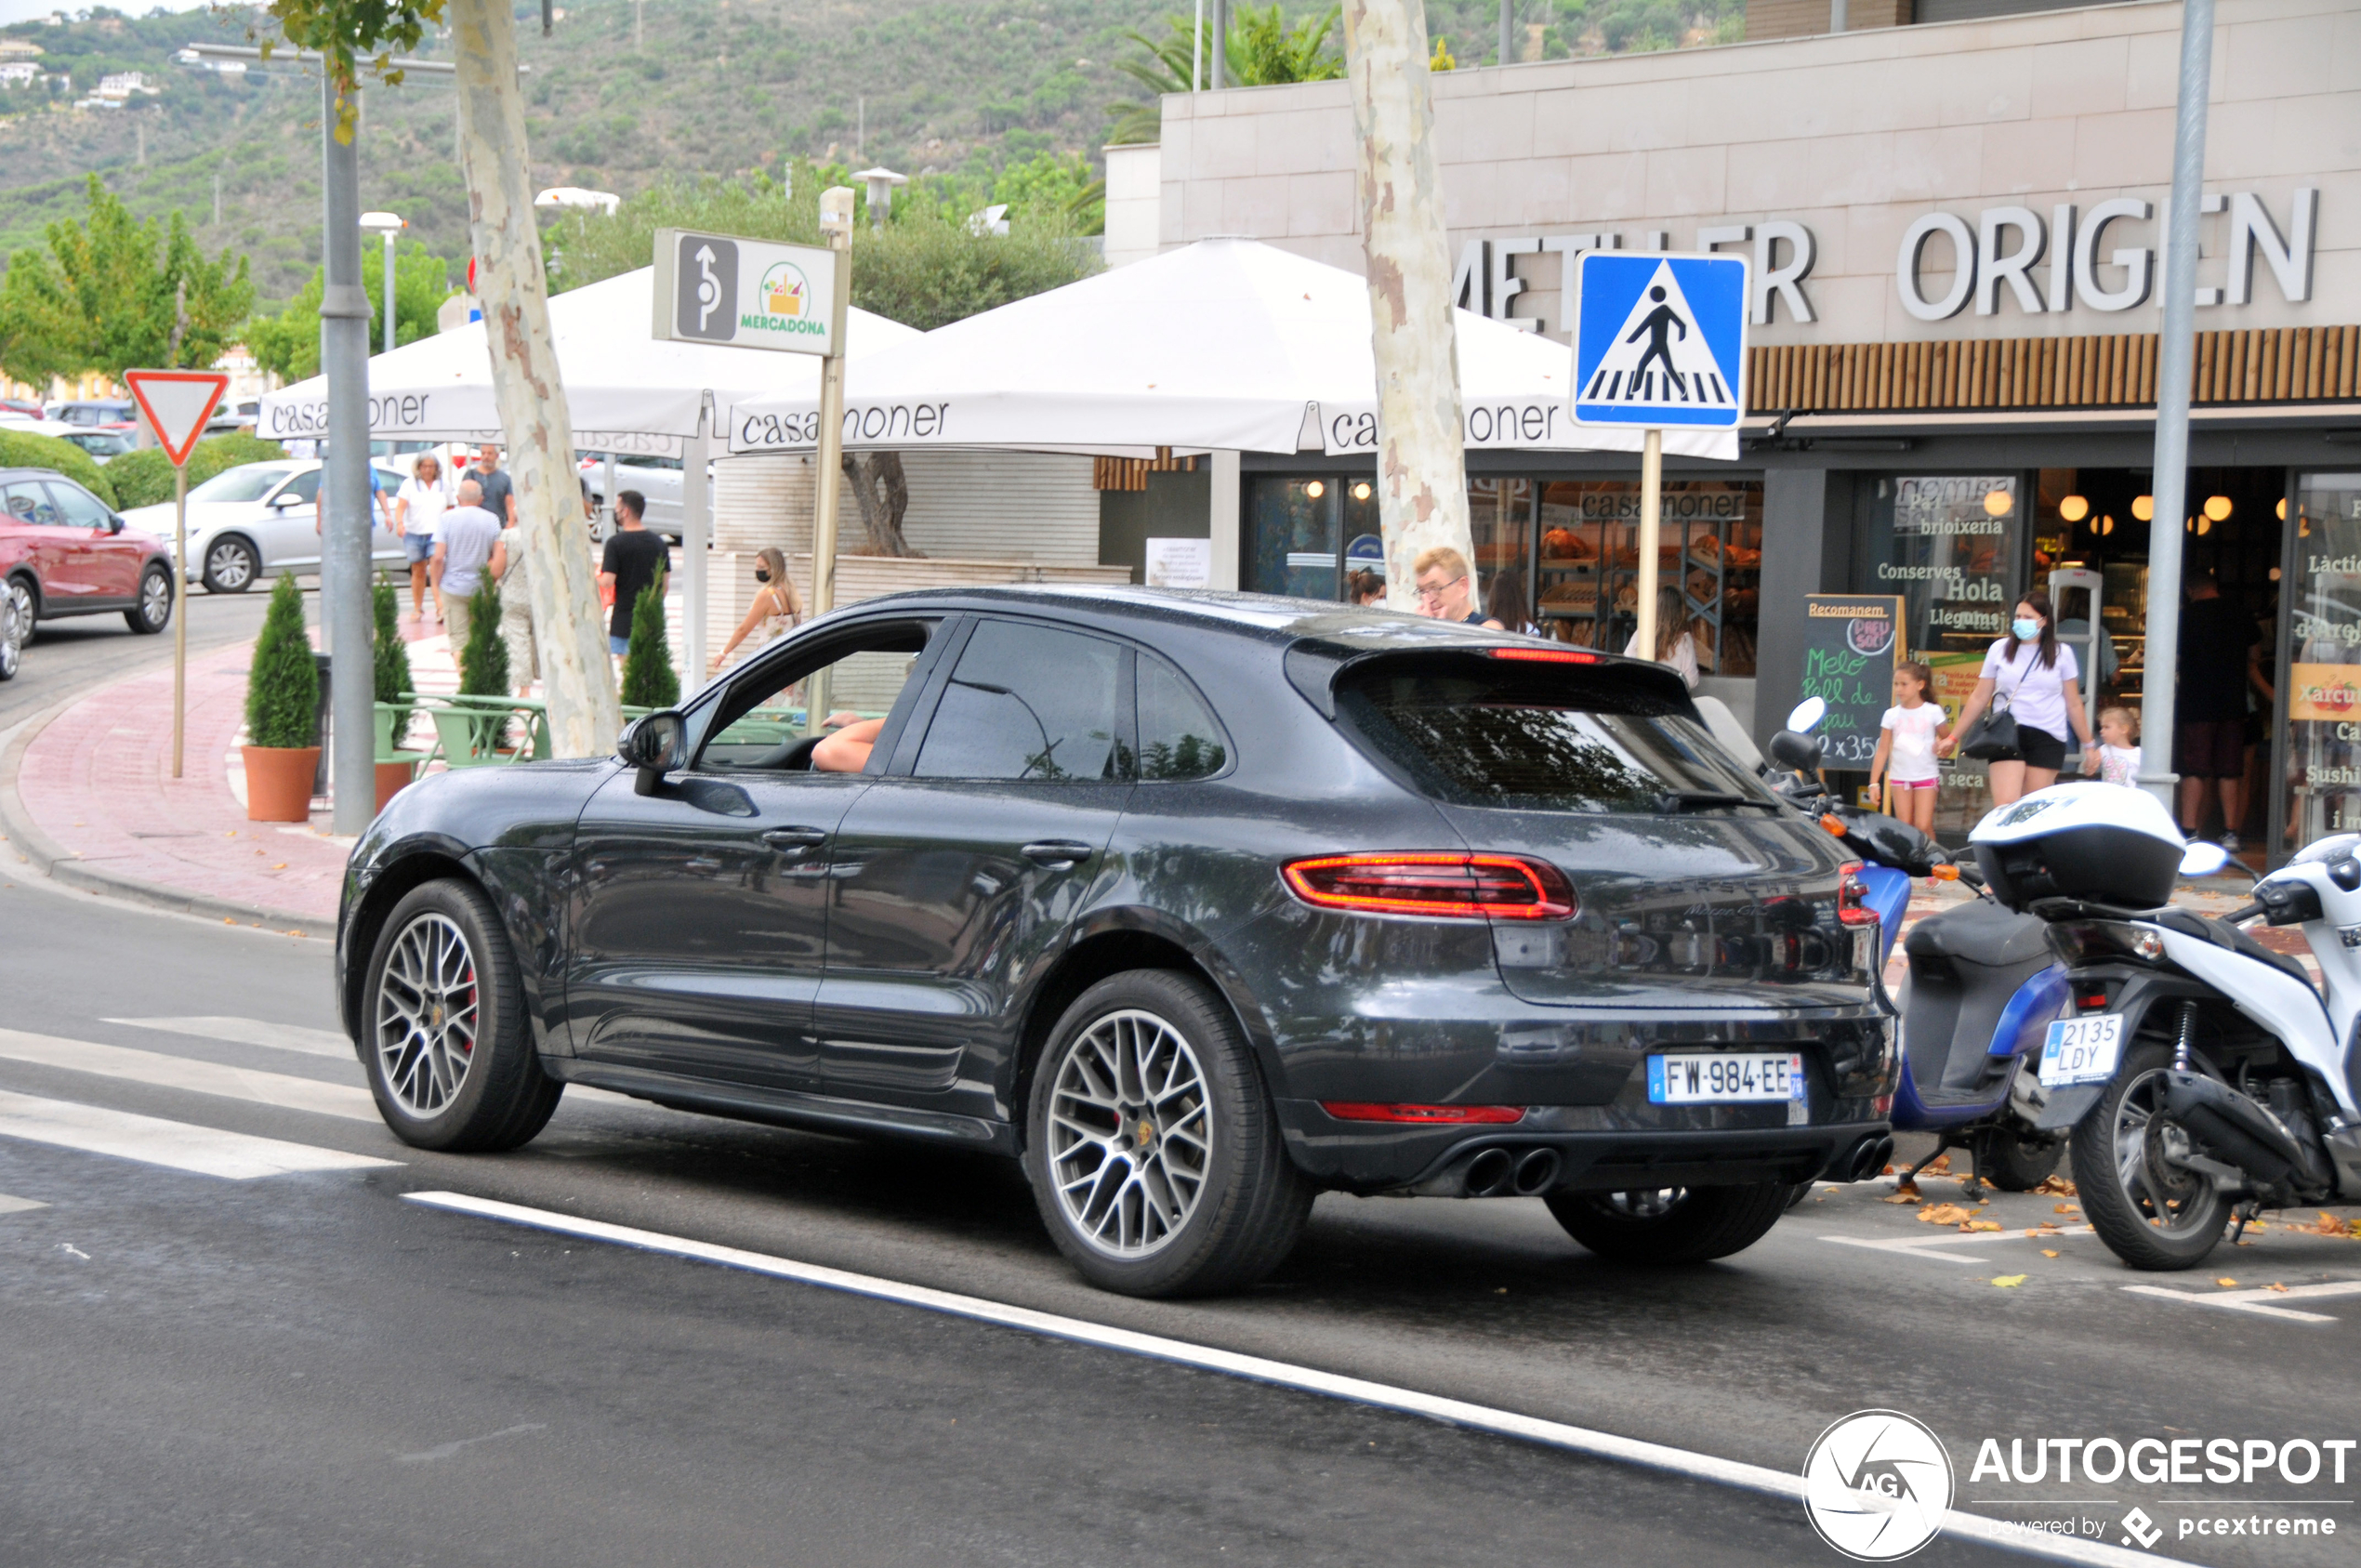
xmin=1648 ymin=1051 xmax=1806 ymax=1104
xmin=2041 ymin=1014 xmax=2124 ymax=1087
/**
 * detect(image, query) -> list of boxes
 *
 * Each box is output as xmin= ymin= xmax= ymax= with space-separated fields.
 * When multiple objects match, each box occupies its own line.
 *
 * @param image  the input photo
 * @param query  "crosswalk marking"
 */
xmin=0 ymin=1090 xmax=397 ymax=1179
xmin=2122 ymin=1278 xmax=2361 ymax=1325
xmin=105 ymin=1016 xmax=353 ymax=1061
xmin=0 ymin=1026 xmax=379 ymax=1122
xmin=0 ymin=1192 xmax=48 ymax=1214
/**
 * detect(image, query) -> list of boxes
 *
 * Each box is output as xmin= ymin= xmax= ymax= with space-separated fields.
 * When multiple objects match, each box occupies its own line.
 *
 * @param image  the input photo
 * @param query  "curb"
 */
xmin=0 ymin=688 xmax=339 ymax=941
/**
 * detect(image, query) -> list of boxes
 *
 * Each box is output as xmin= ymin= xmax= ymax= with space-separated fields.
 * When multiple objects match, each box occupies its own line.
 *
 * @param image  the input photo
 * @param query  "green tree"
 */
xmin=105 ymin=432 xmax=287 ymax=510
xmin=456 ymin=577 xmax=509 ymax=697
xmin=620 ymin=571 xmax=678 ymax=709
xmin=372 ymin=573 xmax=415 ymax=741
xmin=244 ymin=242 xmax=455 ymax=383
xmin=993 ymin=151 xmax=1104 ymax=236
xmin=0 ymin=429 xmax=116 ymax=509
xmin=1107 ymin=5 xmax=1343 ymax=143
xmin=244 ymin=573 xmax=320 ymax=750
xmin=0 ymin=176 xmax=254 ymax=385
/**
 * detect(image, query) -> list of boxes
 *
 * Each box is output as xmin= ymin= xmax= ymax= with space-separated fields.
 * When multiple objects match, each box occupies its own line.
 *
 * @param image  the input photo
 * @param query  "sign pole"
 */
xmin=1635 ymin=428 xmax=1663 ymax=664
xmin=173 ymin=459 xmax=188 ymax=778
xmin=807 ymin=188 xmax=854 ymax=737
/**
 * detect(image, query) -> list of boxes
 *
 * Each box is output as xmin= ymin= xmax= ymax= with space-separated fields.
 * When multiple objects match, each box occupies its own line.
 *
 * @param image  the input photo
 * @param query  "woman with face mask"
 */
xmin=1936 ymin=591 xmax=2098 ymax=806
xmin=710 ymin=547 xmax=805 ymax=674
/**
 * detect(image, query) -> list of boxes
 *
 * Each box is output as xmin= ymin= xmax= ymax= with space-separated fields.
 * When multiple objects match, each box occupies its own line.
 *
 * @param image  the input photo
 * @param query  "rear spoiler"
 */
xmin=1280 ymin=639 xmax=1695 ymax=719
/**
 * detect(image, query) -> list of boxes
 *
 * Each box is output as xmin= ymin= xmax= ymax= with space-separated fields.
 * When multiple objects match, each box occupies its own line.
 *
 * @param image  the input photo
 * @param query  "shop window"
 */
xmin=2286 ymin=475 xmax=2361 ymax=846
xmin=1245 ymin=476 xmax=1379 ymax=600
xmin=1867 ymin=475 xmax=2026 ymax=705
xmin=1534 ymin=480 xmax=1760 ymax=675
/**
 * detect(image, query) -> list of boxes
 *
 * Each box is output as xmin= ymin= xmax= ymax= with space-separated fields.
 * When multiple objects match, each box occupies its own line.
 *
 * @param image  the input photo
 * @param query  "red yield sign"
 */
xmin=123 ymin=370 xmax=231 ymax=467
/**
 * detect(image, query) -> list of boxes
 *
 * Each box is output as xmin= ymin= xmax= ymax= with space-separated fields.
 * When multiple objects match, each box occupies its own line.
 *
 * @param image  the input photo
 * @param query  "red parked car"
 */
xmin=0 ymin=468 xmax=178 ymax=679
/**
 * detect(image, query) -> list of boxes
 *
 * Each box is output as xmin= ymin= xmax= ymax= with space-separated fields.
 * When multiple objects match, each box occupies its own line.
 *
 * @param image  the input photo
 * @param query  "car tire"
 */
xmin=202 ymin=534 xmax=259 ymax=594
xmin=1023 ymin=968 xmax=1312 ymax=1298
xmin=1545 ymin=1182 xmax=1789 ymax=1263
xmin=2069 ymin=1044 xmax=2230 ymax=1272
xmin=7 ymin=575 xmax=35 ymax=652
xmin=0 ymin=577 xmax=25 ymax=680
xmin=125 ymin=561 xmax=173 ymax=634
xmin=1974 ymin=1125 xmax=2063 ymax=1192
xmin=359 ymin=878 xmax=561 ymax=1153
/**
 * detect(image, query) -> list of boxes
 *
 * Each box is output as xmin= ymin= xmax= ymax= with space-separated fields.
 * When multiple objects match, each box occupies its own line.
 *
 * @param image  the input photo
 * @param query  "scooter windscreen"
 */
xmin=1966 ymin=783 xmax=2188 ymax=912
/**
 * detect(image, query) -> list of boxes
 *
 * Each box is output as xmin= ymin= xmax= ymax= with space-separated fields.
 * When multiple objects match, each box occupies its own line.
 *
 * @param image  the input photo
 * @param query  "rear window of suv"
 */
xmin=1335 ymin=663 xmax=1777 ymax=814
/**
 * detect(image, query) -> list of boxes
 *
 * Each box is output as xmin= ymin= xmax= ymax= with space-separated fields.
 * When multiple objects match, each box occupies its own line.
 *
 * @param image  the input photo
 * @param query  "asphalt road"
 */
xmin=0 ymin=578 xmax=272 ymax=732
xmin=1 ymin=872 xmax=2355 ymax=1567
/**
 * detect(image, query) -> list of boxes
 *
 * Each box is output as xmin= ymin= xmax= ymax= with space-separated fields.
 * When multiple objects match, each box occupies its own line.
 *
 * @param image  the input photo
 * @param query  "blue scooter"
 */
xmin=1763 ymin=701 xmax=2069 ymax=1194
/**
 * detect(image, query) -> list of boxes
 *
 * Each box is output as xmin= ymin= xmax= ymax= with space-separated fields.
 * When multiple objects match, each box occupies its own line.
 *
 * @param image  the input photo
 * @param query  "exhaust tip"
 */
xmin=1844 ymin=1135 xmax=1894 ymax=1182
xmin=1464 ymin=1147 xmax=1515 ymax=1198
xmin=1511 ymin=1148 xmax=1563 ymax=1196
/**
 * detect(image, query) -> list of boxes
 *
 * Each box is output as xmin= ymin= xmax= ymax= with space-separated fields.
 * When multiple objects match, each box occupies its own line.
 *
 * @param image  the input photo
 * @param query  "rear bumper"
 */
xmin=1276 ymin=1100 xmax=1893 ymax=1193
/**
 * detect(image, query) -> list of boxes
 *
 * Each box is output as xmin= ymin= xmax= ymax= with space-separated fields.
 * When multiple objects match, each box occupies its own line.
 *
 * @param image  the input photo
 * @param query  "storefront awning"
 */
xmin=724 ymin=238 xmax=1739 ymax=462
xmin=256 ymin=268 xmax=921 ymax=453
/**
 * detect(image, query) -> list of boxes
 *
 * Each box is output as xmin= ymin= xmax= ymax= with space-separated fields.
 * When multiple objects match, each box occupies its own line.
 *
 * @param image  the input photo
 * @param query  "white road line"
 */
xmin=2121 ymin=1280 xmax=2361 ymax=1325
xmin=1821 ymin=1225 xmax=2097 ymax=1262
xmin=405 ymin=1190 xmax=2189 ymax=1568
xmin=105 ymin=1016 xmax=353 ymax=1061
xmin=0 ymin=1027 xmax=379 ymax=1122
xmin=0 ymin=1192 xmax=49 ymax=1214
xmin=0 ymin=1091 xmax=397 ymax=1179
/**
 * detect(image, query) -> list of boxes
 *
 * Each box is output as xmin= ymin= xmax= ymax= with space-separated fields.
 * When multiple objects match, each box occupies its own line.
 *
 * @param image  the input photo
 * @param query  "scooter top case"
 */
xmin=1969 ymin=783 xmax=2187 ymax=913
xmin=1897 ymin=898 xmax=2068 ymax=1120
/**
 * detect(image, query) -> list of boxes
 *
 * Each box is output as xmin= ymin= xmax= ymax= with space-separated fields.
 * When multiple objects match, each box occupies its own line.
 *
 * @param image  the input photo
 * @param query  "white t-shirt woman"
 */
xmin=395 ymin=472 xmax=451 ymax=541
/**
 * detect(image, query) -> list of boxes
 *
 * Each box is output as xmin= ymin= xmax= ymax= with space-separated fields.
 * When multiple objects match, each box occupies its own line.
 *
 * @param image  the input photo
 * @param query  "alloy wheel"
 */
xmin=373 ymin=912 xmax=480 ymax=1117
xmin=138 ymin=567 xmax=171 ymax=629
xmin=1046 ymin=1008 xmax=1214 ymax=1258
xmin=2109 ymin=1069 xmax=2221 ymax=1240
xmin=205 ymin=539 xmax=254 ymax=592
xmin=0 ymin=585 xmax=21 ymax=678
xmin=7 ymin=579 xmax=32 ymax=657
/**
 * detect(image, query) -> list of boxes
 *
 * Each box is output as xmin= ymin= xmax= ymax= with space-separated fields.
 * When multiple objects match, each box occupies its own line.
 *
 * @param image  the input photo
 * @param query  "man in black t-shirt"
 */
xmin=2174 ymin=570 xmax=2261 ymax=848
xmin=598 ymin=489 xmax=668 ymax=657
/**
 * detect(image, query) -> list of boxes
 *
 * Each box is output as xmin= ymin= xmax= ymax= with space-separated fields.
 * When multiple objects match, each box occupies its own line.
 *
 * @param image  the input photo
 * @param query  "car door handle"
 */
xmin=1022 ymin=840 xmax=1094 ymax=867
xmin=684 ymin=855 xmax=723 ymax=874
xmin=762 ymin=826 xmax=829 ymax=850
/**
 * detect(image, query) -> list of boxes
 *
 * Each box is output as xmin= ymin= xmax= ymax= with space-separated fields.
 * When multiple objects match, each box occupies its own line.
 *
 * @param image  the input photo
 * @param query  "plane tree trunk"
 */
xmin=842 ymin=452 xmax=921 ymax=558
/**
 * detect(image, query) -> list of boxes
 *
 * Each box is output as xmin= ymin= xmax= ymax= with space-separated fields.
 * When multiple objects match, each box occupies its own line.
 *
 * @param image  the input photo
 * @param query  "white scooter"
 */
xmin=1972 ymin=784 xmax=2361 ymax=1270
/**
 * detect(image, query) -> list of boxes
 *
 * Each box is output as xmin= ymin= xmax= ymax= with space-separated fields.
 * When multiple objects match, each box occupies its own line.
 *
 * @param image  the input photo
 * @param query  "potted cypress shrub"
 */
xmin=243 ymin=573 xmax=321 ymax=822
xmin=456 ymin=576 xmax=512 ymax=756
xmin=621 ymin=572 xmax=679 ymax=710
xmin=372 ymin=575 xmax=419 ymax=810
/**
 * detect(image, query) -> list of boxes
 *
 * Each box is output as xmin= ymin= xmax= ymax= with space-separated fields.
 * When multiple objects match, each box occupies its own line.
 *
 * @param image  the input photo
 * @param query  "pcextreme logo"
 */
xmin=1803 ymin=1410 xmax=1954 ymax=1561
xmin=743 ymin=261 xmax=825 ymax=338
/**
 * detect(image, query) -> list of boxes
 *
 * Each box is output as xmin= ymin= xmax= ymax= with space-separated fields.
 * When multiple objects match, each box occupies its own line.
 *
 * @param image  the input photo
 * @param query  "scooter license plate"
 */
xmin=2041 ymin=1014 xmax=2124 ymax=1087
xmin=1647 ymin=1052 xmax=1806 ymax=1104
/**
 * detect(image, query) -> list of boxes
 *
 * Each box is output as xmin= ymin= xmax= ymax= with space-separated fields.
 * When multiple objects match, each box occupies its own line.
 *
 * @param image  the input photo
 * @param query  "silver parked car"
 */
xmin=118 ymin=459 xmax=411 ymax=593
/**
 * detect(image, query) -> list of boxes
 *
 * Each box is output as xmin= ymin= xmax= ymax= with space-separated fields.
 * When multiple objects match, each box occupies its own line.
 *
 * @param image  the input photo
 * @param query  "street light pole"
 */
xmin=2137 ymin=0 xmax=2215 ymax=815
xmin=361 ymin=211 xmax=405 ymax=355
xmin=321 ymin=79 xmax=377 ymax=836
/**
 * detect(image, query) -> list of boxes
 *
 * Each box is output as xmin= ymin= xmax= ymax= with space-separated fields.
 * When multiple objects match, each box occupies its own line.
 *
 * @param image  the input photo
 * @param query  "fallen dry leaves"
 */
xmin=2041 ymin=1249 xmax=2061 ymax=1258
xmin=2032 ymin=1174 xmax=2077 ymax=1197
xmin=2302 ymin=1211 xmax=2361 ymax=1238
xmin=1919 ymin=1204 xmax=1976 ymax=1226
xmin=1963 ymin=1220 xmax=2003 ymax=1232
xmin=2268 ymin=1283 xmax=2289 ymax=1293
xmin=2053 ymin=1204 xmax=2081 ymax=1216
xmin=2215 ymin=1278 xmax=2239 ymax=1287
xmin=1992 ymin=1274 xmax=2026 ymax=1287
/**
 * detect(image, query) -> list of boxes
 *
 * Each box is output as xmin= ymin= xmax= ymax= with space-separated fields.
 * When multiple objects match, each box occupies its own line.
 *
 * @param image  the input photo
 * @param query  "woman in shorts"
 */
xmin=392 ymin=454 xmax=452 ymax=623
xmin=1936 ymin=592 xmax=2098 ymax=806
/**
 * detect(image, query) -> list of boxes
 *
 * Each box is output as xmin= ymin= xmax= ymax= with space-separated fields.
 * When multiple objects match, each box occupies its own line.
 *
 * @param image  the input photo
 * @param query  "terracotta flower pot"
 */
xmin=376 ymin=758 xmax=418 ymax=813
xmin=243 ymin=745 xmax=321 ymax=824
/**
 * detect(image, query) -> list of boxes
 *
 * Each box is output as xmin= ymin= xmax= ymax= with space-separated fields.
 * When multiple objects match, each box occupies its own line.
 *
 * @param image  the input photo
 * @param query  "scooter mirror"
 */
xmin=1786 ymin=696 xmax=1827 ymax=733
xmin=2179 ymin=841 xmax=2231 ymax=879
xmin=1767 ymin=729 xmax=1826 ymax=773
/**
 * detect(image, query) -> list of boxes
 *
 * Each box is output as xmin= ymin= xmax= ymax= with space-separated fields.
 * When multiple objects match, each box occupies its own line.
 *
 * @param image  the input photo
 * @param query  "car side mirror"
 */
xmin=1767 ymin=729 xmax=1825 ymax=773
xmin=619 ymin=710 xmax=686 ymax=795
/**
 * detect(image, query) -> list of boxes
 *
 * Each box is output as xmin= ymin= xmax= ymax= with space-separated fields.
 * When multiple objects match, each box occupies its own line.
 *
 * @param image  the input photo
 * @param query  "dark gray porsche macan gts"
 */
xmin=337 ymin=587 xmax=1898 ymax=1297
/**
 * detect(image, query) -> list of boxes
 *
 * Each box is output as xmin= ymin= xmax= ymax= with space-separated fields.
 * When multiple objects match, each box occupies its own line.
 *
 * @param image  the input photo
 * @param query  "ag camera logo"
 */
xmin=1803 ymin=1410 xmax=1955 ymax=1561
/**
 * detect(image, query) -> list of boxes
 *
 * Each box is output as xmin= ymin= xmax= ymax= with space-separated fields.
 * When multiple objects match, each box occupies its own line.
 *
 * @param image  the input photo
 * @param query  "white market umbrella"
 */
xmin=259 ymin=267 xmax=921 ymax=453
xmin=725 ymin=237 xmax=1735 ymax=462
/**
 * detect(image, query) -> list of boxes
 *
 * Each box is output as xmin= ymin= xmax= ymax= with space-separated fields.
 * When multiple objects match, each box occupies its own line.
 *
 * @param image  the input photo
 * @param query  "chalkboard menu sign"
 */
xmin=1799 ymin=595 xmax=1906 ymax=768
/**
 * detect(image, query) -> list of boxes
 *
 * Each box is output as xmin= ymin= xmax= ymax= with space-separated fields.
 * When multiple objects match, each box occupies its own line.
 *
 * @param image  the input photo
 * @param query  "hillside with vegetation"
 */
xmin=0 ymin=0 xmax=1746 ymax=319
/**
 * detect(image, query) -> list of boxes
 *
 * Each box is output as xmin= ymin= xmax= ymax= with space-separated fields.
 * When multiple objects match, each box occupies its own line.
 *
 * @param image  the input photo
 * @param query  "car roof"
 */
xmin=827 ymin=584 xmax=1559 ymax=653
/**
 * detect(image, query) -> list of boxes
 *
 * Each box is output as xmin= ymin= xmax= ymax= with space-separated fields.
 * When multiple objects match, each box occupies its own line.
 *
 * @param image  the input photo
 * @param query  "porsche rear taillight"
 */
xmin=1281 ymin=853 xmax=1576 ymax=921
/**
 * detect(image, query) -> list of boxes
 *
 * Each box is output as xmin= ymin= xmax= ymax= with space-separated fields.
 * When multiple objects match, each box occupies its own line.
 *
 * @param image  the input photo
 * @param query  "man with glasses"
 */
xmin=1413 ymin=546 xmax=1503 ymax=628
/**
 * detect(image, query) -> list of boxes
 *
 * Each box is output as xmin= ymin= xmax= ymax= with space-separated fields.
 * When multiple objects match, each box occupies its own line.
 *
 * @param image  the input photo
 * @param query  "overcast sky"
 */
xmin=0 ymin=0 xmax=209 ymax=27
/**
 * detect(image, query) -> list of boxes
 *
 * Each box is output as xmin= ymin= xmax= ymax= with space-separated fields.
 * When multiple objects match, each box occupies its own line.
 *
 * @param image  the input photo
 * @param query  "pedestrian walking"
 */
xmin=1868 ymin=662 xmax=1948 ymax=833
xmin=490 ymin=518 xmax=538 ymax=697
xmin=1936 ymin=592 xmax=2095 ymax=807
xmin=711 ymin=547 xmax=802 ymax=673
xmin=431 ymin=480 xmax=505 ymax=654
xmin=598 ymin=489 xmax=667 ymax=661
xmin=1622 ymin=584 xmax=1700 ymax=690
xmin=392 ymin=453 xmax=451 ymax=622
xmin=468 ymin=442 xmax=517 ymax=525
xmin=1412 ymin=546 xmax=1503 ymax=628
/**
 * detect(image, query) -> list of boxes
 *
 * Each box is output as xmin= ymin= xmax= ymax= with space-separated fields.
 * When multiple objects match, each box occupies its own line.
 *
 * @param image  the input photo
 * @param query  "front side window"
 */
xmin=46 ymin=483 xmax=112 ymax=530
xmin=1134 ymin=654 xmax=1227 ymax=780
xmin=275 ymin=469 xmax=323 ymax=507
xmin=914 ymin=620 xmax=1123 ymax=782
xmin=699 ymin=621 xmax=936 ymax=770
xmin=1337 ymin=663 xmax=1774 ymax=814
xmin=190 ymin=465 xmax=297 ymax=504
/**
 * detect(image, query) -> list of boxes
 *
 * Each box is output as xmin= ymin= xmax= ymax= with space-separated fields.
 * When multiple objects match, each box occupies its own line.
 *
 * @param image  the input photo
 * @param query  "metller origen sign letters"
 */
xmin=651 ymin=228 xmax=844 ymax=357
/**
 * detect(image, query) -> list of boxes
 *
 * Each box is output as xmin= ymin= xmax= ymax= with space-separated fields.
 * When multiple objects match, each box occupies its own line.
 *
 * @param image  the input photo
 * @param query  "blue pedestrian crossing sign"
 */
xmin=1569 ymin=252 xmax=1748 ymax=430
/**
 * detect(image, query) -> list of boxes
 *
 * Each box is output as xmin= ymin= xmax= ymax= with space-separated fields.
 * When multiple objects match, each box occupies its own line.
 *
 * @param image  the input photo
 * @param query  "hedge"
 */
xmin=105 ymin=432 xmax=289 ymax=511
xmin=0 ymin=429 xmax=116 ymax=508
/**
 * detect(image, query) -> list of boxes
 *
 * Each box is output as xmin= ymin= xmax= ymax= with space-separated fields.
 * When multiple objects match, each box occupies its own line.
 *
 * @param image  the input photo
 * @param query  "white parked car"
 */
xmin=579 ymin=450 xmax=702 ymax=539
xmin=118 ymin=458 xmax=411 ymax=593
